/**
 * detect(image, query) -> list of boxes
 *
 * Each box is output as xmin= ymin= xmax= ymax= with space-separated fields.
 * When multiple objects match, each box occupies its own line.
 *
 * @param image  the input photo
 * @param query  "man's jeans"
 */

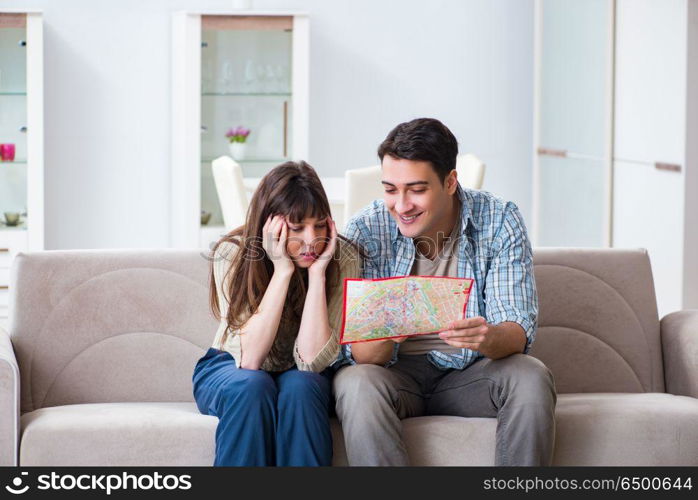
xmin=333 ymin=353 xmax=557 ymax=466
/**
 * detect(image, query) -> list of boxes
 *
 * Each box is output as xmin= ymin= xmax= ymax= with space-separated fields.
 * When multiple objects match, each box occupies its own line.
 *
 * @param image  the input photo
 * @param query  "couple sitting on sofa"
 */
xmin=192 ymin=118 xmax=557 ymax=467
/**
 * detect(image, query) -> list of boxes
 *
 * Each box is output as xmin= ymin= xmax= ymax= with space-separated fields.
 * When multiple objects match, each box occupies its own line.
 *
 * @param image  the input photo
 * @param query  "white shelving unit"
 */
xmin=171 ymin=11 xmax=309 ymax=250
xmin=0 ymin=10 xmax=44 ymax=329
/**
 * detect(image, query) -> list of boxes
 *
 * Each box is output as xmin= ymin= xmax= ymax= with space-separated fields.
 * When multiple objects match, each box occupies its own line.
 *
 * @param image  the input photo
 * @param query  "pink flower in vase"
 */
xmin=225 ymin=127 xmax=251 ymax=161
xmin=225 ymin=126 xmax=251 ymax=143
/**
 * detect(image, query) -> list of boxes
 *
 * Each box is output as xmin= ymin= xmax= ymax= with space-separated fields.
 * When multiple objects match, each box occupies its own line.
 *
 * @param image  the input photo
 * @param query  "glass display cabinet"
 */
xmin=171 ymin=11 xmax=309 ymax=249
xmin=0 ymin=10 xmax=43 ymax=328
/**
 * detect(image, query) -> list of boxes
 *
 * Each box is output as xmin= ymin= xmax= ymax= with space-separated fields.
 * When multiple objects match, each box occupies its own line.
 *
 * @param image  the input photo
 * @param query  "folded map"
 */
xmin=340 ymin=275 xmax=474 ymax=344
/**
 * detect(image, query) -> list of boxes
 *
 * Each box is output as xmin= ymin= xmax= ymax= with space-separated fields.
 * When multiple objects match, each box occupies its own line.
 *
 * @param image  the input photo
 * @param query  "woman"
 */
xmin=192 ymin=161 xmax=360 ymax=466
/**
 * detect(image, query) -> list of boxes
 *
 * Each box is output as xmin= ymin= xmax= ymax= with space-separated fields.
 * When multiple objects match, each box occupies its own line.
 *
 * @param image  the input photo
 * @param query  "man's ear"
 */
xmin=445 ymin=169 xmax=458 ymax=195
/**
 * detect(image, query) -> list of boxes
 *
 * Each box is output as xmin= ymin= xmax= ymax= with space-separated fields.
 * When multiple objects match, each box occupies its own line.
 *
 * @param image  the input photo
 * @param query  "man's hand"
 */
xmin=439 ymin=317 xmax=527 ymax=360
xmin=438 ymin=316 xmax=490 ymax=351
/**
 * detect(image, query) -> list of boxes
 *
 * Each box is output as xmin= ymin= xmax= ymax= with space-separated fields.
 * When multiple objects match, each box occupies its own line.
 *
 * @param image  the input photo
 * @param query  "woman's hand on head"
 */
xmin=308 ymin=217 xmax=337 ymax=278
xmin=263 ymin=214 xmax=295 ymax=276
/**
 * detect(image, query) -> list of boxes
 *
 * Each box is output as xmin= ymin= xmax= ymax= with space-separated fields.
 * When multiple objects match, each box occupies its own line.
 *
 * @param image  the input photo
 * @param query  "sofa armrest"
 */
xmin=0 ymin=326 xmax=19 ymax=465
xmin=661 ymin=310 xmax=698 ymax=399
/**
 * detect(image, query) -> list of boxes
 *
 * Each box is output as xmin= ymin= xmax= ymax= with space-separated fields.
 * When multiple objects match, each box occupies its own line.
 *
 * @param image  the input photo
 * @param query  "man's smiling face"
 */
xmin=381 ymin=155 xmax=458 ymax=241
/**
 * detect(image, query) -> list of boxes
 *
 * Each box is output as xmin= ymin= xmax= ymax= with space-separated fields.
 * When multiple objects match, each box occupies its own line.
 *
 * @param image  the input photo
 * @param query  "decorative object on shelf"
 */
xmin=200 ymin=210 xmax=212 ymax=225
xmin=3 ymin=212 xmax=21 ymax=226
xmin=225 ymin=126 xmax=251 ymax=161
xmin=0 ymin=143 xmax=15 ymax=162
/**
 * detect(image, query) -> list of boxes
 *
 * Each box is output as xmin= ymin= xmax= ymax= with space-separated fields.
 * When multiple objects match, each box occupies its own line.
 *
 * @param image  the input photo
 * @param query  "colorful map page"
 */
xmin=340 ymin=276 xmax=474 ymax=344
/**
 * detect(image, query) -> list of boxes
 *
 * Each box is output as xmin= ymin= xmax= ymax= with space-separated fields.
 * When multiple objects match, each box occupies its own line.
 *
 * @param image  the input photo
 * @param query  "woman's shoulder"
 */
xmin=212 ymin=237 xmax=242 ymax=270
xmin=214 ymin=237 xmax=239 ymax=254
xmin=335 ymin=237 xmax=362 ymax=276
xmin=335 ymin=236 xmax=360 ymax=259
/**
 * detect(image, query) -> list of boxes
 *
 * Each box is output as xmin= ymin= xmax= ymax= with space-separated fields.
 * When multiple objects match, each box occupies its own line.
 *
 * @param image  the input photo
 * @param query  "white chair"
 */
xmin=212 ymin=156 xmax=248 ymax=230
xmin=343 ymin=154 xmax=487 ymax=227
xmin=343 ymin=165 xmax=382 ymax=227
xmin=456 ymin=153 xmax=486 ymax=190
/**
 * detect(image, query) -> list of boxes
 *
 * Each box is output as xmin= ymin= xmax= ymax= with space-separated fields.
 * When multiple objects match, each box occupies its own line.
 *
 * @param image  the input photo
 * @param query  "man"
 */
xmin=334 ymin=118 xmax=556 ymax=466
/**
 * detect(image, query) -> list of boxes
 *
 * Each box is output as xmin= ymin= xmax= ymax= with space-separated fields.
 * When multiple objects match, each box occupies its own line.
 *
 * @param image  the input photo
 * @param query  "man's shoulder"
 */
xmin=462 ymin=188 xmax=523 ymax=233
xmin=344 ymin=199 xmax=393 ymax=238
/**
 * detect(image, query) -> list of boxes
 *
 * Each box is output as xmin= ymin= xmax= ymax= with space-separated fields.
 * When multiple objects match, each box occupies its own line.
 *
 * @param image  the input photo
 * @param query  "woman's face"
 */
xmin=285 ymin=216 xmax=329 ymax=268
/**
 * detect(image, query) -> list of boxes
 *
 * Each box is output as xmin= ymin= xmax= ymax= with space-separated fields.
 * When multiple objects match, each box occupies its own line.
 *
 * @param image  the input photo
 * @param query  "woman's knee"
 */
xmin=278 ymin=370 xmax=331 ymax=405
xmin=219 ymin=369 xmax=278 ymax=404
xmin=193 ymin=354 xmax=237 ymax=413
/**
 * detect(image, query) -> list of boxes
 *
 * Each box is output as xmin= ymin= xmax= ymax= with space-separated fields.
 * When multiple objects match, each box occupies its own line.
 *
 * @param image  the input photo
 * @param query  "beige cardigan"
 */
xmin=210 ymin=238 xmax=361 ymax=372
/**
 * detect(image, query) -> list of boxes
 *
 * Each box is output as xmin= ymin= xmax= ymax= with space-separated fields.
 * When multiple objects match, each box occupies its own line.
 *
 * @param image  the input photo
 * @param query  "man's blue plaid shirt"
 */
xmin=335 ymin=184 xmax=538 ymax=371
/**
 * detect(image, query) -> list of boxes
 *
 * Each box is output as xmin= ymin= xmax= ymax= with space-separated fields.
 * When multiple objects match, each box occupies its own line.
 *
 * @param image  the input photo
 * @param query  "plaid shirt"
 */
xmin=335 ymin=184 xmax=538 ymax=371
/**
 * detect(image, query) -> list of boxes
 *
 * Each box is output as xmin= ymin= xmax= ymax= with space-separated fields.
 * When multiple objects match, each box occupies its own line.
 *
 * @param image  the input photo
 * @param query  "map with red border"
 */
xmin=340 ymin=276 xmax=473 ymax=344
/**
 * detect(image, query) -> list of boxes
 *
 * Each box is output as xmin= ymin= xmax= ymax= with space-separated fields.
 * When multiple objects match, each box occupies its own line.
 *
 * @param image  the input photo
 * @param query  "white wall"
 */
xmin=3 ymin=0 xmax=534 ymax=249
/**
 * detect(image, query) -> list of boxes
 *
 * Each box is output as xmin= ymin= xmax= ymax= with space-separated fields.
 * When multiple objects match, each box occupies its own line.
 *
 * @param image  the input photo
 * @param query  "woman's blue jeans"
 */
xmin=192 ymin=347 xmax=333 ymax=466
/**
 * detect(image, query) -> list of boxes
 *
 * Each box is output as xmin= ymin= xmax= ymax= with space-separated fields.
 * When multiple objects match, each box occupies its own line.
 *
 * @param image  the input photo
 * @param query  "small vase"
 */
xmin=0 ymin=143 xmax=15 ymax=162
xmin=229 ymin=142 xmax=246 ymax=161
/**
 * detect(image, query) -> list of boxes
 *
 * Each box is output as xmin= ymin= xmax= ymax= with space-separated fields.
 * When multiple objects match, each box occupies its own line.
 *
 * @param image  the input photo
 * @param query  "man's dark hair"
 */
xmin=377 ymin=118 xmax=459 ymax=183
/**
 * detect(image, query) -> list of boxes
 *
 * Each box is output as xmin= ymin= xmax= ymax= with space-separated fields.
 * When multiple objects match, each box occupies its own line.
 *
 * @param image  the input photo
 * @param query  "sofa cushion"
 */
xmin=331 ymin=416 xmax=496 ymax=466
xmin=20 ymin=402 xmax=217 ymax=466
xmin=552 ymin=393 xmax=698 ymax=465
xmin=19 ymin=393 xmax=698 ymax=466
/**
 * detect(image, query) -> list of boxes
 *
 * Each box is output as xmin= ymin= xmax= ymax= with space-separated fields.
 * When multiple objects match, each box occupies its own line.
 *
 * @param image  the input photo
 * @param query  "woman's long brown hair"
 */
xmin=208 ymin=161 xmax=340 ymax=358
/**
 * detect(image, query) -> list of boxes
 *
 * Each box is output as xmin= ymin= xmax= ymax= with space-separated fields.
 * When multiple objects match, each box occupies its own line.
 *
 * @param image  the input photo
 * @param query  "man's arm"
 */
xmin=350 ymin=337 xmax=406 ymax=365
xmin=481 ymin=322 xmax=527 ymax=358
xmin=438 ymin=202 xmax=537 ymax=358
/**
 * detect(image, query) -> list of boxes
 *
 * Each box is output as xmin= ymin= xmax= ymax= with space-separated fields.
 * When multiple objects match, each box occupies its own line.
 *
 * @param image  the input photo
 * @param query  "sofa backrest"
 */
xmin=9 ymin=247 xmax=665 ymax=413
xmin=10 ymin=250 xmax=218 ymax=414
xmin=530 ymin=248 xmax=664 ymax=394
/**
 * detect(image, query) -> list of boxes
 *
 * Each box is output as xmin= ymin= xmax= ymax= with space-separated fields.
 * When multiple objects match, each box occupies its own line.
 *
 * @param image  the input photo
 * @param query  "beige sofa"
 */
xmin=0 ymin=248 xmax=696 ymax=466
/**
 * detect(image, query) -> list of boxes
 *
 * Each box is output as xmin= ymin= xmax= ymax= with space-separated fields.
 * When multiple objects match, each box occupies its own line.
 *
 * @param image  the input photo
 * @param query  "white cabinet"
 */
xmin=613 ymin=0 xmax=686 ymax=165
xmin=537 ymin=155 xmax=608 ymax=247
xmin=613 ymin=161 xmax=684 ymax=314
xmin=533 ymin=0 xmax=614 ymax=247
xmin=612 ymin=0 xmax=697 ymax=316
xmin=0 ymin=231 xmax=27 ymax=328
xmin=0 ymin=10 xmax=44 ymax=328
xmin=171 ymin=11 xmax=309 ymax=249
xmin=534 ymin=0 xmax=698 ymax=316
